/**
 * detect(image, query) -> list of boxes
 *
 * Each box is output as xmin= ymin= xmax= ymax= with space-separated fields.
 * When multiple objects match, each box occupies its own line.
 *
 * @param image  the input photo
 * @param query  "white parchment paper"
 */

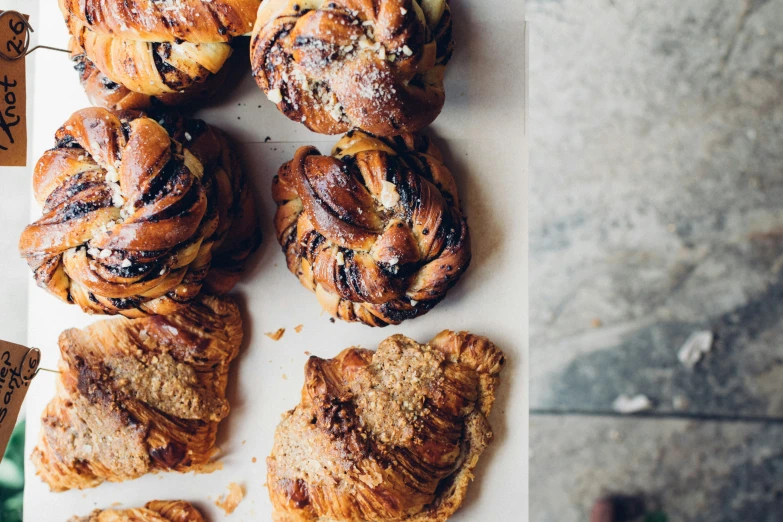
xmin=20 ymin=1 xmax=527 ymax=520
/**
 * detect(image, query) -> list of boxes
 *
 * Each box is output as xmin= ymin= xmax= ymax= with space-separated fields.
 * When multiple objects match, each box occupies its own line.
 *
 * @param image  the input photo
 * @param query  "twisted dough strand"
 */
xmin=60 ymin=0 xmax=260 ymax=98
xmin=19 ymin=108 xmax=260 ymax=317
xmin=251 ymin=0 xmax=453 ymax=135
xmin=273 ymin=130 xmax=470 ymax=326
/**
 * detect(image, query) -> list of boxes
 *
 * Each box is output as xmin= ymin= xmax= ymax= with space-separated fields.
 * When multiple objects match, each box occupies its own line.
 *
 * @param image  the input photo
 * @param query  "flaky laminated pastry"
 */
xmin=69 ymin=500 xmax=206 ymax=522
xmin=59 ymin=0 xmax=260 ymax=105
xmin=32 ymin=295 xmax=243 ymax=491
xmin=273 ymin=130 xmax=470 ymax=326
xmin=251 ymin=0 xmax=453 ymax=135
xmin=267 ymin=330 xmax=505 ymax=522
xmin=19 ymin=108 xmax=260 ymax=317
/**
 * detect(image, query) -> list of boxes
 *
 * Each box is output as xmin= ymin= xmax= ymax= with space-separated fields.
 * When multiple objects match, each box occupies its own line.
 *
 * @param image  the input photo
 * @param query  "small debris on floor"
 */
xmin=591 ymin=318 xmax=603 ymax=328
xmin=673 ymin=395 xmax=689 ymax=410
xmin=265 ymin=328 xmax=285 ymax=341
xmin=294 ymin=324 xmax=304 ymax=333
xmin=677 ymin=330 xmax=713 ymax=369
xmin=215 ymin=482 xmax=244 ymax=515
xmin=612 ymin=394 xmax=653 ymax=413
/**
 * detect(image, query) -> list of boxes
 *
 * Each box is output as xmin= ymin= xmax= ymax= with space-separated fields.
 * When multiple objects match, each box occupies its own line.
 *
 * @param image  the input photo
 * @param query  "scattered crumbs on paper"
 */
xmin=265 ymin=328 xmax=285 ymax=341
xmin=215 ymin=482 xmax=244 ymax=515
xmin=677 ymin=330 xmax=713 ymax=369
xmin=304 ymin=351 xmax=311 ymax=356
xmin=242 ymin=440 xmax=246 ymax=445
xmin=612 ymin=394 xmax=653 ymax=414
xmin=282 ymin=374 xmax=287 ymax=380
xmin=110 ymin=502 xmax=122 ymax=507
xmin=294 ymin=324 xmax=304 ymax=333
xmin=252 ymin=457 xmax=257 ymax=463
xmin=196 ymin=460 xmax=224 ymax=474
xmin=329 ymin=317 xmax=335 ymax=323
xmin=590 ymin=318 xmax=603 ymax=328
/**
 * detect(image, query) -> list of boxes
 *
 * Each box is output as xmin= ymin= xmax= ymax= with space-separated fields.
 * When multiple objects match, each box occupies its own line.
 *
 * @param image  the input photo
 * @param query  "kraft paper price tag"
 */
xmin=0 ymin=10 xmax=28 ymax=167
xmin=0 ymin=340 xmax=39 ymax=459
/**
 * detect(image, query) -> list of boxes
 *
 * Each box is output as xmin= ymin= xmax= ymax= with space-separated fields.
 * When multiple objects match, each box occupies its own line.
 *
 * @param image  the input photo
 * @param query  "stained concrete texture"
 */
xmin=530 ymin=0 xmax=783 ymax=415
xmin=531 ymin=416 xmax=783 ymax=522
xmin=529 ymin=0 xmax=783 ymax=520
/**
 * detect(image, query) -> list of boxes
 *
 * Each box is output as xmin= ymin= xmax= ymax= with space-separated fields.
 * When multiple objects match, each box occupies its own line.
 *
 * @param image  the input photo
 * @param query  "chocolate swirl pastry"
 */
xmin=70 ymin=500 xmax=206 ymax=522
xmin=272 ymin=130 xmax=470 ymax=326
xmin=69 ymin=38 xmax=233 ymax=111
xmin=19 ymin=108 xmax=261 ymax=317
xmin=32 ymin=295 xmax=242 ymax=492
xmin=267 ymin=330 xmax=505 ymax=522
xmin=251 ymin=0 xmax=453 ymax=135
xmin=59 ymin=0 xmax=260 ymax=103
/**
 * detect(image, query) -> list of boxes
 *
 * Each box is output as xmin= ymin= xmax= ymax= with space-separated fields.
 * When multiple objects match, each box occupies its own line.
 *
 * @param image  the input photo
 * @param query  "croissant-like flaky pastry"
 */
xmin=19 ymin=108 xmax=261 ymax=317
xmin=32 ymin=295 xmax=242 ymax=492
xmin=69 ymin=500 xmax=206 ymax=522
xmin=250 ymin=0 xmax=453 ymax=135
xmin=69 ymin=38 xmax=233 ymax=111
xmin=272 ymin=130 xmax=470 ymax=326
xmin=267 ymin=330 xmax=505 ymax=522
xmin=59 ymin=0 xmax=260 ymax=103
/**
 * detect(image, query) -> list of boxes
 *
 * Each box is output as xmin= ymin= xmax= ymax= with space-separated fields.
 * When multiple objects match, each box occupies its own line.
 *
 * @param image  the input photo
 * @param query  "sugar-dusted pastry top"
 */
xmin=273 ymin=130 xmax=470 ymax=326
xmin=267 ymin=330 xmax=505 ymax=522
xmin=19 ymin=108 xmax=260 ymax=317
xmin=59 ymin=0 xmax=260 ymax=102
xmin=69 ymin=500 xmax=205 ymax=522
xmin=32 ymin=295 xmax=243 ymax=492
xmin=251 ymin=0 xmax=453 ymax=135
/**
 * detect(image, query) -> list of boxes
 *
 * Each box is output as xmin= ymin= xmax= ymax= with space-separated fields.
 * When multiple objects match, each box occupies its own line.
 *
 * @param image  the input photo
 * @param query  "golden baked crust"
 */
xmin=32 ymin=295 xmax=243 ymax=491
xmin=19 ymin=108 xmax=260 ymax=317
xmin=69 ymin=39 xmax=233 ymax=111
xmin=59 ymin=0 xmax=260 ymax=102
xmin=250 ymin=0 xmax=453 ymax=135
xmin=70 ymin=500 xmax=206 ymax=522
xmin=267 ymin=330 xmax=504 ymax=522
xmin=272 ymin=130 xmax=470 ymax=326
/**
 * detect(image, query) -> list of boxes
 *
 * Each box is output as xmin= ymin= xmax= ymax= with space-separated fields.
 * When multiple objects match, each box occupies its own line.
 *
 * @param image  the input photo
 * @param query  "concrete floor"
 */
xmin=529 ymin=0 xmax=783 ymax=519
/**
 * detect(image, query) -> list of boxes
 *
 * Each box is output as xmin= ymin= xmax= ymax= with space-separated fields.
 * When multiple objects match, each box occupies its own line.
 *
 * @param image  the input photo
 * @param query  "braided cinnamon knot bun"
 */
xmin=251 ymin=0 xmax=453 ymax=135
xmin=59 ymin=0 xmax=260 ymax=103
xmin=19 ymin=108 xmax=261 ymax=317
xmin=273 ymin=130 xmax=470 ymax=326
xmin=70 ymin=39 xmax=232 ymax=111
xmin=267 ymin=330 xmax=505 ymax=522
xmin=70 ymin=501 xmax=206 ymax=522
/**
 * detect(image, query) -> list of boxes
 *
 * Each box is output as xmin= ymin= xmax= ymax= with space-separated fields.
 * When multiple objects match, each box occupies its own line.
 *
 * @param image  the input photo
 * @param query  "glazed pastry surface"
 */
xmin=273 ymin=130 xmax=470 ymax=326
xmin=19 ymin=108 xmax=260 ymax=317
xmin=32 ymin=295 xmax=242 ymax=491
xmin=251 ymin=0 xmax=453 ymax=135
xmin=59 ymin=0 xmax=260 ymax=101
xmin=267 ymin=330 xmax=504 ymax=521
xmin=69 ymin=500 xmax=206 ymax=522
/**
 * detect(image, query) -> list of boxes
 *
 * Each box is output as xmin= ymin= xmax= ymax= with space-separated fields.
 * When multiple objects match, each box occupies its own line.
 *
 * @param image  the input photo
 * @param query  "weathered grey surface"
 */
xmin=530 ymin=416 xmax=783 ymax=522
xmin=530 ymin=0 xmax=783 ymax=416
xmin=529 ymin=1 xmax=783 ymax=520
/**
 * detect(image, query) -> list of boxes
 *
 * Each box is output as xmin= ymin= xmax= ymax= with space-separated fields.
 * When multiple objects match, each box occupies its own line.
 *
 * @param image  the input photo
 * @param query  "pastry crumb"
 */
xmin=282 ymin=373 xmax=287 ymax=380
xmin=215 ymin=482 xmax=244 ymax=515
xmin=252 ymin=457 xmax=257 ymax=463
xmin=265 ymin=328 xmax=285 ymax=341
xmin=196 ymin=460 xmax=224 ymax=474
xmin=294 ymin=324 xmax=304 ymax=333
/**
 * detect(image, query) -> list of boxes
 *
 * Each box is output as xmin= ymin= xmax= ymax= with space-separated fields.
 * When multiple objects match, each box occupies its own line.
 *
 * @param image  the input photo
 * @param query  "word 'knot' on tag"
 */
xmin=0 ymin=10 xmax=29 ymax=167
